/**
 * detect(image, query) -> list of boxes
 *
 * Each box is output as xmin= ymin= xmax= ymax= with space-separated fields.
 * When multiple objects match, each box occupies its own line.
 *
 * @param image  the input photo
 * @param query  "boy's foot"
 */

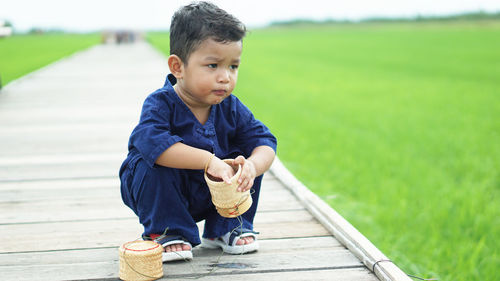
xmin=235 ymin=236 xmax=254 ymax=245
xmin=201 ymin=228 xmax=259 ymax=254
xmin=164 ymin=243 xmax=192 ymax=252
xmin=147 ymin=234 xmax=193 ymax=262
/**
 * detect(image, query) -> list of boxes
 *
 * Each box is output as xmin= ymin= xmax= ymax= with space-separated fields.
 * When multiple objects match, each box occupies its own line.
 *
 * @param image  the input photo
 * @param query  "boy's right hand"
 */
xmin=206 ymin=156 xmax=234 ymax=184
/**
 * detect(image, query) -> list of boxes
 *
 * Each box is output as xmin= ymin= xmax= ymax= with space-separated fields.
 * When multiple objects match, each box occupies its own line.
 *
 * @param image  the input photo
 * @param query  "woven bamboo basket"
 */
xmin=204 ymin=159 xmax=252 ymax=218
xmin=119 ymin=240 xmax=163 ymax=281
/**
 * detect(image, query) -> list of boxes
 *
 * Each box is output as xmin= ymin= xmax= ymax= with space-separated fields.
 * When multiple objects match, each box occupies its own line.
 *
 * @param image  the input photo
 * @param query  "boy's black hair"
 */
xmin=170 ymin=1 xmax=246 ymax=63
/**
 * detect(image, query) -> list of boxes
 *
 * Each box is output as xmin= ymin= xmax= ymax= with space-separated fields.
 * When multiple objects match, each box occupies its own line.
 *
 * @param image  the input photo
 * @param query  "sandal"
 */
xmin=144 ymin=234 xmax=193 ymax=262
xmin=201 ymin=228 xmax=259 ymax=254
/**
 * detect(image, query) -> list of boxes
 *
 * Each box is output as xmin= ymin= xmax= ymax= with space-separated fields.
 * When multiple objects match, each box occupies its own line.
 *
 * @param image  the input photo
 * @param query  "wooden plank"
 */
xmin=0 ymin=186 xmax=119 ymax=203
xmin=0 ymin=187 xmax=303 ymax=224
xmin=0 ymin=176 xmax=294 ymax=203
xmin=0 ymin=144 xmax=124 ymax=159
xmin=0 ymin=153 xmax=124 ymax=167
xmin=0 ymin=150 xmax=283 ymax=183
xmin=0 ymin=219 xmax=143 ymax=253
xmin=0 ymin=162 xmax=121 ymax=182
xmin=260 ymin=188 xmax=304 ymax=210
xmin=0 ymin=111 xmax=138 ymax=126
xmin=0 ymin=123 xmax=134 ymax=136
xmin=0 ymin=172 xmax=275 ymax=190
xmin=0 ymin=238 xmax=357 ymax=281
xmin=271 ymin=158 xmax=411 ymax=281
xmin=257 ymin=221 xmax=329 ymax=240
xmin=166 ymin=268 xmax=379 ymax=281
xmin=255 ymin=209 xmax=314 ymax=224
xmin=0 ymin=266 xmax=377 ymax=281
xmin=0 ymin=158 xmax=283 ymax=183
xmin=0 ymin=172 xmax=302 ymax=224
xmin=0 ymin=237 xmax=341 ymax=266
xmin=0 ymin=198 xmax=135 ymax=224
xmin=179 ymin=246 xmax=361 ymax=277
xmin=0 ymin=134 xmax=129 ymax=154
xmin=0 ymin=194 xmax=305 ymax=224
xmin=0 ymin=177 xmax=120 ymax=191
xmin=0 ymin=216 xmax=329 ymax=253
xmin=0 ymin=198 xmax=303 ymax=224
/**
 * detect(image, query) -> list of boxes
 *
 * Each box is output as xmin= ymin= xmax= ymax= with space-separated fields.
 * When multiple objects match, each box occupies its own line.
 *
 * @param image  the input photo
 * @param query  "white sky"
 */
xmin=1 ymin=0 xmax=499 ymax=32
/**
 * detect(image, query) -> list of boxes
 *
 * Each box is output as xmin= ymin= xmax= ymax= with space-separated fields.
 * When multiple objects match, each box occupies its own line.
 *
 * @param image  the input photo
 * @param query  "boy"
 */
xmin=119 ymin=1 xmax=277 ymax=262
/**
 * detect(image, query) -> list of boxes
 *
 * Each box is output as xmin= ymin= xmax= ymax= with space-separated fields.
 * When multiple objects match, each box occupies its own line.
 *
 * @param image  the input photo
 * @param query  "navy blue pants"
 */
xmin=120 ymin=158 xmax=262 ymax=246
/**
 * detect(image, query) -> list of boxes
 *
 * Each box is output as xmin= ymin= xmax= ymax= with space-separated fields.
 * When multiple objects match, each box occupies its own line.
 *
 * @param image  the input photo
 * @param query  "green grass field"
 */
xmin=149 ymin=22 xmax=500 ymax=281
xmin=0 ymin=33 xmax=99 ymax=86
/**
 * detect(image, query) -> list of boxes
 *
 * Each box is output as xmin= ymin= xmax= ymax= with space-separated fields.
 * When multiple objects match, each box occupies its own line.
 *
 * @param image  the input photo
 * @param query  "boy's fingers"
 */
xmin=238 ymin=166 xmax=248 ymax=183
xmin=239 ymin=170 xmax=250 ymax=183
xmin=234 ymin=156 xmax=245 ymax=165
xmin=239 ymin=178 xmax=250 ymax=191
xmin=237 ymin=176 xmax=244 ymax=189
xmin=222 ymin=172 xmax=232 ymax=184
xmin=236 ymin=174 xmax=244 ymax=189
xmin=243 ymin=179 xmax=253 ymax=191
xmin=248 ymin=178 xmax=254 ymax=189
xmin=210 ymin=169 xmax=231 ymax=184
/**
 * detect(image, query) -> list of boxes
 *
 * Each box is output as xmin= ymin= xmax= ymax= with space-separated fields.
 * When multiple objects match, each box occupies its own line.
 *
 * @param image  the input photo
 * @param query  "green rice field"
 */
xmin=0 ymin=33 xmax=99 ymax=86
xmin=149 ymin=21 xmax=500 ymax=281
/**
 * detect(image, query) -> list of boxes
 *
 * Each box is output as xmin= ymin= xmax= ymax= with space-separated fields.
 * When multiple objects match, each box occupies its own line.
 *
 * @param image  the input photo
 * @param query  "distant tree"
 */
xmin=270 ymin=11 xmax=500 ymax=27
xmin=28 ymin=28 xmax=44 ymax=35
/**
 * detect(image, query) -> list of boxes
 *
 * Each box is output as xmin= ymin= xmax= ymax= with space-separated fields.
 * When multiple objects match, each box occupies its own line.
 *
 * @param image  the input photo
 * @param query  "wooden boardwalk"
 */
xmin=0 ymin=42 xmax=408 ymax=281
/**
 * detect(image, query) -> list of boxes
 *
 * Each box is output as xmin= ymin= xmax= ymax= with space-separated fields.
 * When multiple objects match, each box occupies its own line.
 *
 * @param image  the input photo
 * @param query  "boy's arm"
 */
xmin=155 ymin=142 xmax=212 ymax=169
xmin=155 ymin=142 xmax=234 ymax=184
xmin=247 ymin=145 xmax=276 ymax=177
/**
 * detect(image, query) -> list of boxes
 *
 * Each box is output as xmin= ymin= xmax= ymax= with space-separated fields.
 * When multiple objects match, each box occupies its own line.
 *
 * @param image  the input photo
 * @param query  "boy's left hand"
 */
xmin=233 ymin=156 xmax=256 ymax=192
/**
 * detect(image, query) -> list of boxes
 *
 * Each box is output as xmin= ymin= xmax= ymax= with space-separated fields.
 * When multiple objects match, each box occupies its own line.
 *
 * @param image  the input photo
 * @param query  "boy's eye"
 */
xmin=230 ymin=65 xmax=239 ymax=70
xmin=208 ymin=64 xmax=217 ymax=68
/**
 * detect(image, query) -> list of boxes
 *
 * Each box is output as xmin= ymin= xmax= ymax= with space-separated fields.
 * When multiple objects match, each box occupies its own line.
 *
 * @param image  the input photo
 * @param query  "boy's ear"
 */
xmin=168 ymin=55 xmax=184 ymax=79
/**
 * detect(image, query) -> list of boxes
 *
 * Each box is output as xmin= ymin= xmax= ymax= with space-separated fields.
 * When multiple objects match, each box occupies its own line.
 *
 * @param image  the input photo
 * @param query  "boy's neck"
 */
xmin=174 ymin=84 xmax=211 ymax=125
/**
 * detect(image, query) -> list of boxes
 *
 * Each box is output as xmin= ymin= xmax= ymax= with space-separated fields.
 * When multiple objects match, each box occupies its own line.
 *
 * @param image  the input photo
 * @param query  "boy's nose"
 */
xmin=217 ymin=70 xmax=230 ymax=83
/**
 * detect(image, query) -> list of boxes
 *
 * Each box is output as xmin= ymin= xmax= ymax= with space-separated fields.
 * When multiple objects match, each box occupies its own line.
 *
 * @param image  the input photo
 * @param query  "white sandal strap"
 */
xmin=221 ymin=229 xmax=258 ymax=246
xmin=162 ymin=239 xmax=192 ymax=248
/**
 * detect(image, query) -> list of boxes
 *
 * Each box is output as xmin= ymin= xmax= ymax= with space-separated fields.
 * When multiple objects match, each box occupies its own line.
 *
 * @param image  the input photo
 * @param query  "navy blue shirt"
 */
xmin=124 ymin=74 xmax=277 ymax=169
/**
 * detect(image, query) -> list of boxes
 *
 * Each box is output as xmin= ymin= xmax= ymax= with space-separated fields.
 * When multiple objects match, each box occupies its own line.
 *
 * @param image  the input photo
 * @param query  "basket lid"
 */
xmin=121 ymin=240 xmax=162 ymax=255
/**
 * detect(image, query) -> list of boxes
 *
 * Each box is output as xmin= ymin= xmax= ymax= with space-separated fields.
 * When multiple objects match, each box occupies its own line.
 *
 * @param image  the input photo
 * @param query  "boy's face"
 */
xmin=175 ymin=38 xmax=242 ymax=107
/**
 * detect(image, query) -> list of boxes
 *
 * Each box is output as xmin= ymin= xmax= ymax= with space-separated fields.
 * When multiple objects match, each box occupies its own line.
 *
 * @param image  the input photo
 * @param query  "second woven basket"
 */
xmin=204 ymin=159 xmax=252 ymax=218
xmin=119 ymin=240 xmax=163 ymax=281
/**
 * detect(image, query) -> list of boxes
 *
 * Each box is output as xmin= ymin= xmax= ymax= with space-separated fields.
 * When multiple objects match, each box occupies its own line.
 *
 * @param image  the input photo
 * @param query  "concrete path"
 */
xmin=0 ymin=41 xmax=381 ymax=281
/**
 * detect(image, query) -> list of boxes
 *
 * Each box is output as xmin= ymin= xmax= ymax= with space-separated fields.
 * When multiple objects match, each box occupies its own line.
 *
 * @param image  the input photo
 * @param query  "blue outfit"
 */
xmin=119 ymin=74 xmax=277 ymax=246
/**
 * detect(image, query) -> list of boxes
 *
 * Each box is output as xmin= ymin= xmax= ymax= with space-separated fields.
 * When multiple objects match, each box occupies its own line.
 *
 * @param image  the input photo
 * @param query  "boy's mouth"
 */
xmin=212 ymin=89 xmax=227 ymax=96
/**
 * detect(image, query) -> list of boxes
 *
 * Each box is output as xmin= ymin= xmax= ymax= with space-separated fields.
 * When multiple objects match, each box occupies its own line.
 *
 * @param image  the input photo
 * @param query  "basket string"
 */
xmin=172 ymin=214 xmax=249 ymax=279
xmin=218 ymin=193 xmax=251 ymax=216
xmin=233 ymin=189 xmax=254 ymax=216
xmin=164 ymin=189 xmax=256 ymax=280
